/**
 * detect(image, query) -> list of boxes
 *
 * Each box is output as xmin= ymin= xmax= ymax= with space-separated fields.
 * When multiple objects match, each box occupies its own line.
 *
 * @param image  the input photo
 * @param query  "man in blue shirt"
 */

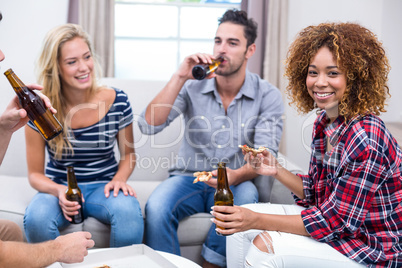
xmin=138 ymin=9 xmax=284 ymax=268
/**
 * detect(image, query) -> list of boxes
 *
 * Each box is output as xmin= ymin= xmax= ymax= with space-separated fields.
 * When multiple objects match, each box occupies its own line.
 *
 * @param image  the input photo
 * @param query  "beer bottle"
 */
xmin=4 ymin=68 xmax=63 ymax=141
xmin=214 ymin=162 xmax=234 ymax=235
xmin=192 ymin=56 xmax=224 ymax=80
xmin=65 ymin=166 xmax=84 ymax=224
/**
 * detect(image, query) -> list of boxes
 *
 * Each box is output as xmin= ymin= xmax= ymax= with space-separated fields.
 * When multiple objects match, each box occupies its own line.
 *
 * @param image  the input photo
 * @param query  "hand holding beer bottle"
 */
xmin=65 ymin=166 xmax=84 ymax=224
xmin=4 ymin=68 xmax=63 ymax=141
xmin=213 ymin=162 xmax=234 ymax=235
xmin=192 ymin=56 xmax=224 ymax=80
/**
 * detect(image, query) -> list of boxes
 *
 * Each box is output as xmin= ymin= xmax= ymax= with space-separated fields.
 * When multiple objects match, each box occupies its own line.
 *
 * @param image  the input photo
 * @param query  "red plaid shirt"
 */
xmin=295 ymin=112 xmax=402 ymax=267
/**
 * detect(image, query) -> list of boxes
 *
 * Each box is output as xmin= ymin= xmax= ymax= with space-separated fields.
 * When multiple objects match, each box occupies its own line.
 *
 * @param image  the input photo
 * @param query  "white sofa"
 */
xmin=0 ymin=78 xmax=302 ymax=265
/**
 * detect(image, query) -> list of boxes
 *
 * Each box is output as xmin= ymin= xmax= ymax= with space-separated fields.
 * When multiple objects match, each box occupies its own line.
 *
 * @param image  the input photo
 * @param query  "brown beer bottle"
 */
xmin=214 ymin=162 xmax=234 ymax=235
xmin=4 ymin=68 xmax=63 ymax=141
xmin=66 ymin=166 xmax=84 ymax=224
xmin=192 ymin=56 xmax=224 ymax=80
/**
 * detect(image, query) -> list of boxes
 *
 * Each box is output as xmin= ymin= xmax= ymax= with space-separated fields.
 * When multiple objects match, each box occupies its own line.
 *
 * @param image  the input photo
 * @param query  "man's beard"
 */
xmin=215 ymin=62 xmax=243 ymax=77
xmin=215 ymin=52 xmax=247 ymax=77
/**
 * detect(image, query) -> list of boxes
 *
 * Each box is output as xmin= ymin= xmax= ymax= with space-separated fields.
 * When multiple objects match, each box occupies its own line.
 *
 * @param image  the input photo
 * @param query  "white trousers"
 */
xmin=226 ymin=203 xmax=366 ymax=268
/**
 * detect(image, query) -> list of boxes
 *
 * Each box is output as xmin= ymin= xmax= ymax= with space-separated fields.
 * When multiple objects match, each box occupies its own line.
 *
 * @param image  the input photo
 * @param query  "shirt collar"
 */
xmin=320 ymin=112 xmax=345 ymax=146
xmin=200 ymin=70 xmax=256 ymax=100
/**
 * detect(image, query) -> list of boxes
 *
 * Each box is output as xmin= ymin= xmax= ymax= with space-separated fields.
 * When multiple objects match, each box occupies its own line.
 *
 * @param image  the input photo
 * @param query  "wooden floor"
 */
xmin=385 ymin=122 xmax=402 ymax=146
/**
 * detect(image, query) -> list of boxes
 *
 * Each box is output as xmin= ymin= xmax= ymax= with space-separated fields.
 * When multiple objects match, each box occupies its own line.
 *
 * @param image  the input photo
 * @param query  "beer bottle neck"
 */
xmin=4 ymin=69 xmax=28 ymax=96
xmin=217 ymin=166 xmax=229 ymax=189
xmin=67 ymin=167 xmax=79 ymax=189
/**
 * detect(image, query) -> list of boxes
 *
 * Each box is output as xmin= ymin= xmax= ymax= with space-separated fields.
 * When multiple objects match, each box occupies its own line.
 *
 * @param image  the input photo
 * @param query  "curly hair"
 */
xmin=284 ymin=22 xmax=390 ymax=119
xmin=219 ymin=9 xmax=258 ymax=48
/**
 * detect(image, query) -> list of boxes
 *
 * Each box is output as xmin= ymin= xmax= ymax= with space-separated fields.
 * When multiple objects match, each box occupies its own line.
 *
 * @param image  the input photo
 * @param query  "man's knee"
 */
xmin=0 ymin=220 xmax=23 ymax=242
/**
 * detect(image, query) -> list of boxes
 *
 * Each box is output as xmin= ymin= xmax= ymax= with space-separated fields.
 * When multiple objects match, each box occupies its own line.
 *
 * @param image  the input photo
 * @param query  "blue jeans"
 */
xmin=24 ymin=182 xmax=144 ymax=247
xmin=144 ymin=175 xmax=258 ymax=267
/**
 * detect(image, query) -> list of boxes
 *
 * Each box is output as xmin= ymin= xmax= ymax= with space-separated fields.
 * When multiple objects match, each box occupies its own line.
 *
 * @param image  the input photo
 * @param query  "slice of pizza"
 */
xmin=239 ymin=144 xmax=267 ymax=156
xmin=193 ymin=171 xmax=213 ymax=183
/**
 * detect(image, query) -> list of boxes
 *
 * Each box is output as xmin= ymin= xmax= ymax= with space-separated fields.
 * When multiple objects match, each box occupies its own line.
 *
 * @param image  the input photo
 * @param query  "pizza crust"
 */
xmin=193 ymin=171 xmax=213 ymax=183
xmin=239 ymin=144 xmax=267 ymax=156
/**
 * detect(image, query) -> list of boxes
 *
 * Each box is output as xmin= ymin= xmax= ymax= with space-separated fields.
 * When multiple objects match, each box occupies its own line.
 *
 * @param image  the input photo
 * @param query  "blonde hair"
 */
xmin=36 ymin=24 xmax=102 ymax=159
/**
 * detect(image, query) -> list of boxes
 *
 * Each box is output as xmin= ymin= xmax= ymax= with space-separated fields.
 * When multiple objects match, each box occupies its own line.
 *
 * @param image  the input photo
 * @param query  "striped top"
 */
xmin=28 ymin=88 xmax=133 ymax=184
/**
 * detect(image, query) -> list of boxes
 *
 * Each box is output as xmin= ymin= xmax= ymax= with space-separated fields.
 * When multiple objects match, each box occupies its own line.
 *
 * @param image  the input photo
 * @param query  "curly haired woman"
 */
xmin=213 ymin=22 xmax=402 ymax=267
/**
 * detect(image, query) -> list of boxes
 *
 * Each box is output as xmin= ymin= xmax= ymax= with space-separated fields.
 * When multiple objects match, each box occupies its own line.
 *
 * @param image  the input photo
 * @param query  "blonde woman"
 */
xmin=24 ymin=24 xmax=144 ymax=246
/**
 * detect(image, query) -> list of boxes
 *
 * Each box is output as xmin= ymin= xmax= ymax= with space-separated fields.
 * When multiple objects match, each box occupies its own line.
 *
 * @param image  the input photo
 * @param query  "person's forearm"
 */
xmin=0 ymin=130 xmax=12 ymax=165
xmin=231 ymin=164 xmax=259 ymax=185
xmin=145 ymin=73 xmax=187 ymax=126
xmin=28 ymin=173 xmax=65 ymax=197
xmin=114 ymin=153 xmax=135 ymax=182
xmin=0 ymin=240 xmax=60 ymax=268
xmin=254 ymin=214 xmax=309 ymax=237
xmin=274 ymin=167 xmax=305 ymax=199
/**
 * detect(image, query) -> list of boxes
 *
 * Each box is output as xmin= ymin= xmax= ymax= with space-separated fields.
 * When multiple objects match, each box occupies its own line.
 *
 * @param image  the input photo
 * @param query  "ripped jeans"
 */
xmin=226 ymin=203 xmax=366 ymax=268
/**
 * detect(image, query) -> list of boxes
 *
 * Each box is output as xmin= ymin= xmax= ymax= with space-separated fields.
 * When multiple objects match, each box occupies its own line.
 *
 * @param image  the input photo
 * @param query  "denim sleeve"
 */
xmin=138 ymin=86 xmax=188 ymax=135
xmin=253 ymin=84 xmax=284 ymax=157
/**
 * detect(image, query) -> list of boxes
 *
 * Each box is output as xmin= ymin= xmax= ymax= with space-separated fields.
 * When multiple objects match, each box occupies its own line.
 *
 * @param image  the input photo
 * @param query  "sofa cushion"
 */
xmin=0 ymin=175 xmax=37 ymax=214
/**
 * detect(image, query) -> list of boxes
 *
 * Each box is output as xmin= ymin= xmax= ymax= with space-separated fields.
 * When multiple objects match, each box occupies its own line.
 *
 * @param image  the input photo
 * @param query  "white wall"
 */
xmin=0 ymin=0 xmax=401 ymax=174
xmin=381 ymin=0 xmax=402 ymax=122
xmin=0 ymin=0 xmax=69 ymax=174
xmin=285 ymin=0 xmax=402 ymax=171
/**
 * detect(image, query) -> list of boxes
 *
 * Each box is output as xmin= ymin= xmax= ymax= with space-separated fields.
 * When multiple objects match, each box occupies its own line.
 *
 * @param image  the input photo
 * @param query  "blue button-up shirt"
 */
xmin=138 ymin=71 xmax=284 ymax=176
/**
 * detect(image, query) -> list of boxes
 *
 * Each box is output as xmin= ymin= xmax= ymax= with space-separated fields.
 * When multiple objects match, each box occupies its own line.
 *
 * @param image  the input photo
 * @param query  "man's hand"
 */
xmin=54 ymin=232 xmax=94 ymax=263
xmin=203 ymin=167 xmax=239 ymax=188
xmin=176 ymin=53 xmax=218 ymax=80
xmin=0 ymin=84 xmax=56 ymax=134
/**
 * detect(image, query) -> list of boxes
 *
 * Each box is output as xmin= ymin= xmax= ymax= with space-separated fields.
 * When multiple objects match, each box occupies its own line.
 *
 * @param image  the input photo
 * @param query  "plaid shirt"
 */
xmin=295 ymin=111 xmax=402 ymax=267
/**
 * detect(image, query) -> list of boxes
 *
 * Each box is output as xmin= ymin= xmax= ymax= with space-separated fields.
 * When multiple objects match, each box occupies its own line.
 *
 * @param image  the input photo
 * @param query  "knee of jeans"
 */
xmin=25 ymin=206 xmax=51 ymax=227
xmin=24 ymin=212 xmax=50 ymax=230
xmin=232 ymin=182 xmax=258 ymax=205
xmin=145 ymin=196 xmax=172 ymax=217
xmin=108 ymin=195 xmax=143 ymax=217
xmin=253 ymin=231 xmax=275 ymax=254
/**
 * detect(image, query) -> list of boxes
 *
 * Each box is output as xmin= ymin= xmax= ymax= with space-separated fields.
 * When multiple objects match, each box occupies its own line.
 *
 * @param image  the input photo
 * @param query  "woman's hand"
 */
xmin=243 ymin=150 xmax=280 ymax=177
xmin=210 ymin=205 xmax=258 ymax=236
xmin=58 ymin=186 xmax=83 ymax=222
xmin=104 ymin=180 xmax=137 ymax=198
